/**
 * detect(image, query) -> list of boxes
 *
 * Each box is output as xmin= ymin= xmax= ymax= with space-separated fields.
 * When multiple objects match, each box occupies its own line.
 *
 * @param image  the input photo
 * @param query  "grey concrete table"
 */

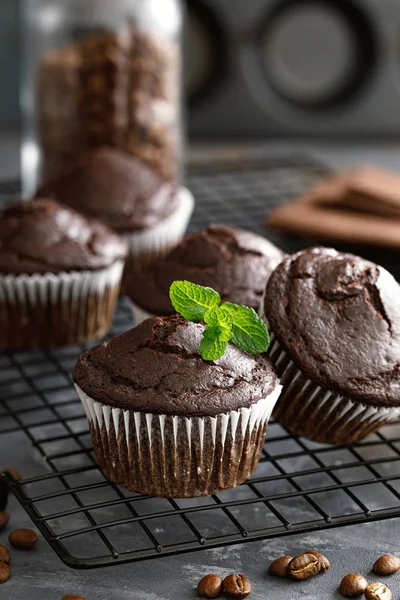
xmin=2 ymin=133 xmax=400 ymax=600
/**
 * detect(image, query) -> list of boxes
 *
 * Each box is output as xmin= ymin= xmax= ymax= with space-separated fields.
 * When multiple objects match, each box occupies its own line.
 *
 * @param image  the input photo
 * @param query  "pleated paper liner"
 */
xmin=267 ymin=332 xmax=400 ymax=445
xmin=75 ymin=383 xmax=282 ymax=498
xmin=0 ymin=261 xmax=124 ymax=349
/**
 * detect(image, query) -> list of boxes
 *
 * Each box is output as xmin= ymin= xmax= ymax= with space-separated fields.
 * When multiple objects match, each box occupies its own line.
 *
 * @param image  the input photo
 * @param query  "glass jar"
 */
xmin=21 ymin=0 xmax=183 ymax=198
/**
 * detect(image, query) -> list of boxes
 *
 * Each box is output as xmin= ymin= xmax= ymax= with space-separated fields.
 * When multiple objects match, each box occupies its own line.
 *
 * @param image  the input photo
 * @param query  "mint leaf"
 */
xmin=204 ymin=306 xmax=233 ymax=329
xmin=200 ymin=325 xmax=232 ymax=361
xmin=170 ymin=281 xmax=220 ymax=321
xmin=221 ymin=302 xmax=270 ymax=354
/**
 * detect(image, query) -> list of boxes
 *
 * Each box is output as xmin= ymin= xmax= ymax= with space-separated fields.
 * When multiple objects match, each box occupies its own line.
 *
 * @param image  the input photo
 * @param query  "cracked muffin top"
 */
xmin=73 ymin=315 xmax=277 ymax=416
xmin=0 ymin=199 xmax=127 ymax=274
xmin=38 ymin=148 xmax=178 ymax=232
xmin=127 ymin=225 xmax=284 ymax=313
xmin=264 ymin=247 xmax=400 ymax=407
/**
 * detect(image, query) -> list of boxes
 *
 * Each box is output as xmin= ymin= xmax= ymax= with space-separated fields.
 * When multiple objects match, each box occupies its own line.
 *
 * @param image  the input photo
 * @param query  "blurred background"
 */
xmin=3 ymin=0 xmax=400 ymax=137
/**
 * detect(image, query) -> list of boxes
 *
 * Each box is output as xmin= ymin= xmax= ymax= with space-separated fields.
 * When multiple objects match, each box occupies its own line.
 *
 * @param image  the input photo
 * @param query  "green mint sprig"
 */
xmin=170 ymin=280 xmax=269 ymax=361
xmin=168 ymin=280 xmax=220 ymax=321
xmin=200 ymin=325 xmax=232 ymax=361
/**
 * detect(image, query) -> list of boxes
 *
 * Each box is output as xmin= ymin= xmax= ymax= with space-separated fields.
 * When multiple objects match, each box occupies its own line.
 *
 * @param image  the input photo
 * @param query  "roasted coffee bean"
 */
xmin=0 ymin=562 xmax=10 ymax=583
xmin=0 ymin=512 xmax=9 ymax=531
xmin=8 ymin=529 xmax=37 ymax=550
xmin=306 ymin=550 xmax=330 ymax=571
xmin=340 ymin=574 xmax=368 ymax=597
xmin=373 ymin=555 xmax=400 ymax=576
xmin=61 ymin=596 xmax=87 ymax=600
xmin=288 ymin=553 xmax=320 ymax=581
xmin=365 ymin=582 xmax=392 ymax=600
xmin=268 ymin=556 xmax=293 ymax=577
xmin=0 ymin=546 xmax=11 ymax=565
xmin=223 ymin=574 xmax=252 ymax=599
xmin=197 ymin=574 xmax=223 ymax=598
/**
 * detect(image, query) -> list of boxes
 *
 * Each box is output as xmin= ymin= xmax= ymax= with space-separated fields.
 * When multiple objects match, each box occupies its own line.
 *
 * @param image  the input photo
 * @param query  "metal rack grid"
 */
xmin=2 ymin=154 xmax=400 ymax=570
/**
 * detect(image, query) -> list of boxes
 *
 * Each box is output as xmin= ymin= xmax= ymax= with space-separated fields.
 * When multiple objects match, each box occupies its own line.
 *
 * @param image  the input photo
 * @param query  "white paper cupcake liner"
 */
xmin=75 ymin=382 xmax=282 ymax=497
xmin=266 ymin=331 xmax=400 ymax=444
xmin=123 ymin=187 xmax=195 ymax=261
xmin=0 ymin=261 xmax=124 ymax=348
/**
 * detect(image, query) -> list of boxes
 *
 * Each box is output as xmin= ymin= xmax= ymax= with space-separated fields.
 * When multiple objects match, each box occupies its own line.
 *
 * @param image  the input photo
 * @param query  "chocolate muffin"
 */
xmin=73 ymin=315 xmax=282 ymax=497
xmin=262 ymin=247 xmax=400 ymax=444
xmin=38 ymin=147 xmax=194 ymax=280
xmin=128 ymin=225 xmax=284 ymax=324
xmin=0 ymin=199 xmax=127 ymax=348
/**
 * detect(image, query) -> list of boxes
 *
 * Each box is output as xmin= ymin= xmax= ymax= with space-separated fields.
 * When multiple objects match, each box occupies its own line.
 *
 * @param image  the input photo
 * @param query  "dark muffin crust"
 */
xmin=264 ymin=247 xmax=400 ymax=407
xmin=128 ymin=225 xmax=284 ymax=313
xmin=0 ymin=199 xmax=127 ymax=275
xmin=73 ymin=315 xmax=277 ymax=416
xmin=38 ymin=147 xmax=178 ymax=232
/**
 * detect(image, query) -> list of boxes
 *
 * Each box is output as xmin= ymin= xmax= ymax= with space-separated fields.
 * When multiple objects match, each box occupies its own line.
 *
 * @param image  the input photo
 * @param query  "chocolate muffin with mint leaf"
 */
xmin=73 ymin=281 xmax=281 ymax=497
xmin=127 ymin=225 xmax=284 ymax=325
xmin=262 ymin=246 xmax=400 ymax=445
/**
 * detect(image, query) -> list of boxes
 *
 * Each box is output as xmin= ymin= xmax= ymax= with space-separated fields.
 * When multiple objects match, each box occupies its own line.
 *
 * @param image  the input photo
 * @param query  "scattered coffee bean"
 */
xmin=0 ymin=562 xmax=10 ymax=583
xmin=0 ymin=469 xmax=22 ymax=481
xmin=197 ymin=574 xmax=223 ymax=598
xmin=0 ymin=512 xmax=9 ymax=531
xmin=306 ymin=550 xmax=330 ymax=571
xmin=223 ymin=574 xmax=252 ymax=599
xmin=0 ymin=546 xmax=11 ymax=565
xmin=268 ymin=555 xmax=293 ymax=578
xmin=373 ymin=555 xmax=400 ymax=576
xmin=288 ymin=553 xmax=320 ymax=581
xmin=61 ymin=596 xmax=87 ymax=600
xmin=340 ymin=574 xmax=368 ymax=597
xmin=8 ymin=529 xmax=37 ymax=550
xmin=365 ymin=582 xmax=392 ymax=600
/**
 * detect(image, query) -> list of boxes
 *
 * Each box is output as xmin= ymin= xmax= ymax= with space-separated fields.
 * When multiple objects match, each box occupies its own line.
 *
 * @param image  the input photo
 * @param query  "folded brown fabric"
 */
xmin=267 ymin=166 xmax=400 ymax=248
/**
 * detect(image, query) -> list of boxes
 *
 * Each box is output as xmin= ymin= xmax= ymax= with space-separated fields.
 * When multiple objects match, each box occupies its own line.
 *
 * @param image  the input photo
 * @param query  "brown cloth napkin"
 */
xmin=267 ymin=166 xmax=400 ymax=248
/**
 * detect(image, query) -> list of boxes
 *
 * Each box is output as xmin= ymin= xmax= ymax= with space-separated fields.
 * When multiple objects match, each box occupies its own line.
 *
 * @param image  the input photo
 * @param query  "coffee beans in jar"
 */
xmin=37 ymin=30 xmax=180 ymax=184
xmin=340 ymin=574 xmax=368 ymax=598
xmin=22 ymin=0 xmax=183 ymax=196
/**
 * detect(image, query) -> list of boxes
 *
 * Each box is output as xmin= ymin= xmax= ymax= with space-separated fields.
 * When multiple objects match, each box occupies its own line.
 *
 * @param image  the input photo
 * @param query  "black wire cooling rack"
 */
xmin=2 ymin=154 xmax=400 ymax=570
